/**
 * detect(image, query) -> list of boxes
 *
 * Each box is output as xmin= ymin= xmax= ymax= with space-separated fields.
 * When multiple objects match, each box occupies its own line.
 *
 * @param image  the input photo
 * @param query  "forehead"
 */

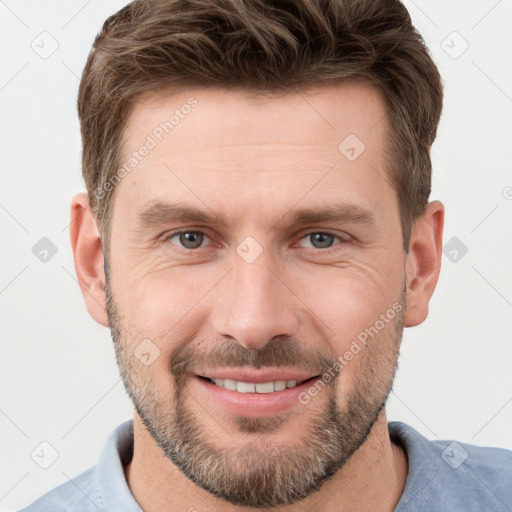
xmin=123 ymin=81 xmax=388 ymax=154
xmin=112 ymin=82 xmax=394 ymax=228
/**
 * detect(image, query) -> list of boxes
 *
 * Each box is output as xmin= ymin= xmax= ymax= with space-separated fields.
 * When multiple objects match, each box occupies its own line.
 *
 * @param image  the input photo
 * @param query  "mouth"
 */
xmin=191 ymin=369 xmax=324 ymax=416
xmin=196 ymin=375 xmax=319 ymax=394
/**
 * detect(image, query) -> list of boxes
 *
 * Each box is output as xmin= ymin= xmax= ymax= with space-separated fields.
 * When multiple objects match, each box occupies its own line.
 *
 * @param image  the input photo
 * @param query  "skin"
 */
xmin=70 ymin=82 xmax=444 ymax=511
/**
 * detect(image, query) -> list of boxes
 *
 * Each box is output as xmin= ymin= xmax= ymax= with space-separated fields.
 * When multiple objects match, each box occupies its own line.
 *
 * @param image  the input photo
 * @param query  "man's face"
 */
xmin=105 ymin=83 xmax=408 ymax=507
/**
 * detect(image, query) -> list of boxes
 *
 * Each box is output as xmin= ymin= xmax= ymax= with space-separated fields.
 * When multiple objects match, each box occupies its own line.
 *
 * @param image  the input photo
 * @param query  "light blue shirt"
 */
xmin=18 ymin=419 xmax=512 ymax=511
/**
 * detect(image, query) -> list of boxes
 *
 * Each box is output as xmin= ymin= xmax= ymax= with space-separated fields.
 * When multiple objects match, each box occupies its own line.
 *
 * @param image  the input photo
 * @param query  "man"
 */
xmin=20 ymin=0 xmax=512 ymax=510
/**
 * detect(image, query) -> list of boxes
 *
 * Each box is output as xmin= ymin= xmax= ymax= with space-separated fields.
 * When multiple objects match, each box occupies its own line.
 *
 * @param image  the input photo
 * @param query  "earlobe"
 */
xmin=404 ymin=201 xmax=445 ymax=327
xmin=69 ymin=193 xmax=109 ymax=327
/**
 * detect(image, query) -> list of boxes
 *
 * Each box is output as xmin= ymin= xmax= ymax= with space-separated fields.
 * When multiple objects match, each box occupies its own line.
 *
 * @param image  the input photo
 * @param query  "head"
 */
xmin=71 ymin=0 xmax=444 ymax=508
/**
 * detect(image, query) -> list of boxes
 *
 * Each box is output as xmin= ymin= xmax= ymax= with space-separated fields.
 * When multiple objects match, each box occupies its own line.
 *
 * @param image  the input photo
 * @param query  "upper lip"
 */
xmin=195 ymin=368 xmax=319 ymax=384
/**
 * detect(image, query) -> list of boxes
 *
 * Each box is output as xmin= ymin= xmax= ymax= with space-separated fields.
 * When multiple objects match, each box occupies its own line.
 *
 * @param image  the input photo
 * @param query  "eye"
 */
xmin=166 ymin=230 xmax=210 ymax=250
xmin=164 ymin=230 xmax=347 ymax=252
xmin=297 ymin=232 xmax=346 ymax=250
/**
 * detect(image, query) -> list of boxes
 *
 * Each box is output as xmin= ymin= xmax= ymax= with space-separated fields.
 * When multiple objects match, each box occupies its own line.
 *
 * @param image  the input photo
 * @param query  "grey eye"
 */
xmin=303 ymin=232 xmax=338 ymax=249
xmin=169 ymin=231 xmax=206 ymax=249
xmin=310 ymin=233 xmax=334 ymax=249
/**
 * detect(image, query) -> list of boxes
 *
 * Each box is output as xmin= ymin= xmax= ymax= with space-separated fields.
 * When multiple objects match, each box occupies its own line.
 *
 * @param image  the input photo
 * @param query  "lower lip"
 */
xmin=192 ymin=375 xmax=320 ymax=417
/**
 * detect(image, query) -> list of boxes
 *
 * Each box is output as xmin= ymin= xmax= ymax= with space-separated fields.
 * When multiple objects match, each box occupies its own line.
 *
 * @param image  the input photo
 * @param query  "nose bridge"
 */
xmin=212 ymin=242 xmax=299 ymax=350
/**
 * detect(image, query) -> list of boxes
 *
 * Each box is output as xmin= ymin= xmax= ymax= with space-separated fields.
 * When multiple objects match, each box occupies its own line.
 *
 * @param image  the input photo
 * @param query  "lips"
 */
xmin=192 ymin=369 xmax=322 ymax=416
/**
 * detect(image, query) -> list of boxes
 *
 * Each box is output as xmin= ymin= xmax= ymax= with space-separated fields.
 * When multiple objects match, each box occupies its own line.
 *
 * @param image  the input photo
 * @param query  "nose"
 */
xmin=212 ymin=249 xmax=300 ymax=351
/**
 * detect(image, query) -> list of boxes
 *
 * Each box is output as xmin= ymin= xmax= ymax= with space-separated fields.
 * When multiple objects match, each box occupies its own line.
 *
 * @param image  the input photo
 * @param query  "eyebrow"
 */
xmin=134 ymin=200 xmax=376 ymax=231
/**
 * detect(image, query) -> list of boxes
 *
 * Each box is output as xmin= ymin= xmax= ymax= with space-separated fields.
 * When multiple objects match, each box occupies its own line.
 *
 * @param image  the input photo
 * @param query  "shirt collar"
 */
xmin=94 ymin=420 xmax=141 ymax=511
xmin=389 ymin=421 xmax=439 ymax=511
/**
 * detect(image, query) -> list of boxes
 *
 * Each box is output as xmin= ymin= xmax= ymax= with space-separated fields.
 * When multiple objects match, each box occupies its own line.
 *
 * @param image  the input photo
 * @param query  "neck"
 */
xmin=124 ymin=410 xmax=408 ymax=512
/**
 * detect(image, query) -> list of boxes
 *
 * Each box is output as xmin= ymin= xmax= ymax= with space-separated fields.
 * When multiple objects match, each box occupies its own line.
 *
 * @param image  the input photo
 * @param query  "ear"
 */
xmin=69 ymin=193 xmax=109 ymax=327
xmin=404 ymin=200 xmax=445 ymax=327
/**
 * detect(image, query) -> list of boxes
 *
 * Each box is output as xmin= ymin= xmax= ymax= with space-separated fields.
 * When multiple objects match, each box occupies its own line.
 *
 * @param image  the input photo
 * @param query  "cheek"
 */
xmin=115 ymin=264 xmax=216 ymax=357
xmin=294 ymin=264 xmax=402 ymax=346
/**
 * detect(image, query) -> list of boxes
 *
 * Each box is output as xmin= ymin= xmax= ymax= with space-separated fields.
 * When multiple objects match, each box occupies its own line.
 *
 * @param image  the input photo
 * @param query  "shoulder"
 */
xmin=16 ymin=466 xmax=103 ymax=512
xmin=389 ymin=421 xmax=512 ymax=511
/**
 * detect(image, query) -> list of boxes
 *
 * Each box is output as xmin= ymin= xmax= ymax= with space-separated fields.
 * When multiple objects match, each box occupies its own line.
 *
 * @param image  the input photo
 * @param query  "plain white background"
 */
xmin=1 ymin=1 xmax=511 ymax=510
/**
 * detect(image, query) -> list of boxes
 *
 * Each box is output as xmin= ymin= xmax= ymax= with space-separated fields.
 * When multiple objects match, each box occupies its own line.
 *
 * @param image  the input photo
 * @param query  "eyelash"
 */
xmin=163 ymin=229 xmax=349 ymax=252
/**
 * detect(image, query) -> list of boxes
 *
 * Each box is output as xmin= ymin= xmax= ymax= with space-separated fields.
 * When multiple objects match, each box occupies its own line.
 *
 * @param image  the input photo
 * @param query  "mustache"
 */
xmin=170 ymin=336 xmax=337 ymax=380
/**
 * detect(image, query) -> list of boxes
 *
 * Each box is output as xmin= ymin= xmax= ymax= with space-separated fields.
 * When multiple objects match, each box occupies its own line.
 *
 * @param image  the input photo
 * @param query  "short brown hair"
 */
xmin=78 ymin=0 xmax=443 ymax=256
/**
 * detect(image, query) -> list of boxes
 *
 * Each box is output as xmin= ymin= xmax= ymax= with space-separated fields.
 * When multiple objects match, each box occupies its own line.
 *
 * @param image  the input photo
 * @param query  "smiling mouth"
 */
xmin=196 ymin=375 xmax=320 ymax=394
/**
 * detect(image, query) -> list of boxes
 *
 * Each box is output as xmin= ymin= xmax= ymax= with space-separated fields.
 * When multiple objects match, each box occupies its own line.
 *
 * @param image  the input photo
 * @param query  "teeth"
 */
xmin=237 ymin=381 xmax=256 ymax=393
xmin=255 ymin=382 xmax=274 ymax=393
xmin=209 ymin=378 xmax=302 ymax=393
xmin=223 ymin=379 xmax=237 ymax=391
xmin=274 ymin=380 xmax=287 ymax=391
